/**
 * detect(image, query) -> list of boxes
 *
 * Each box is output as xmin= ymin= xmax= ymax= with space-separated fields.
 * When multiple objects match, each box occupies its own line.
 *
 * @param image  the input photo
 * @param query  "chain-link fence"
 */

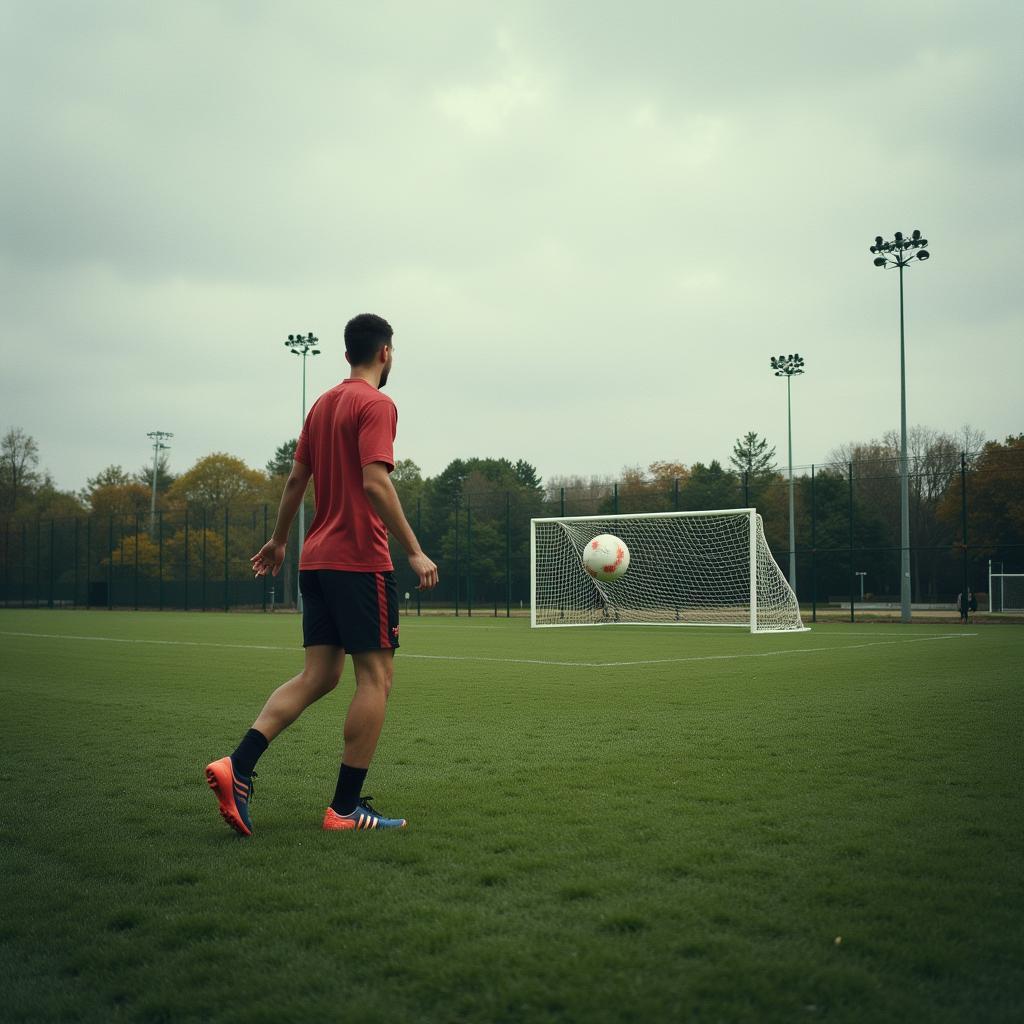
xmin=3 ymin=448 xmax=1022 ymax=621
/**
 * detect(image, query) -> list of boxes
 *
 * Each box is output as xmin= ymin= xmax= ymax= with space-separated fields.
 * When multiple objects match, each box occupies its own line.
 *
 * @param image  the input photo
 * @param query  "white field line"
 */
xmin=0 ymin=629 xmax=976 ymax=669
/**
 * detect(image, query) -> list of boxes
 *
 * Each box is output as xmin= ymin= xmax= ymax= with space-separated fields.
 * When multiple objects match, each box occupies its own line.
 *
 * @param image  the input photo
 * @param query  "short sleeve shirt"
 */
xmin=294 ymin=378 xmax=397 ymax=572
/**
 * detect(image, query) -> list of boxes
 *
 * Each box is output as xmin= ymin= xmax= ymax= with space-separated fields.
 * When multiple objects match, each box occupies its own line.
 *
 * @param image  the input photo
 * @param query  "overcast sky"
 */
xmin=2 ymin=1 xmax=1021 ymax=494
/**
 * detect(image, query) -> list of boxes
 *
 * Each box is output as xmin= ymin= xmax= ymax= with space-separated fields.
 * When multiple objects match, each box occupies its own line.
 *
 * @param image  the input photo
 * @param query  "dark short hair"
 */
xmin=345 ymin=313 xmax=393 ymax=366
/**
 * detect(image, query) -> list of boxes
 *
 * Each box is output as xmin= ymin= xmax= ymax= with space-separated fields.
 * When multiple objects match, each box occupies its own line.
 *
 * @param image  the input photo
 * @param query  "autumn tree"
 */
xmin=88 ymin=481 xmax=154 ymax=518
xmin=0 ymin=427 xmax=40 ymax=514
xmin=28 ymin=476 xmax=85 ymax=519
xmin=545 ymin=474 xmax=615 ymax=516
xmin=941 ymin=435 xmax=1024 ymax=565
xmin=829 ymin=425 xmax=988 ymax=600
xmin=167 ymin=453 xmax=267 ymax=510
xmin=613 ymin=462 xmax=690 ymax=513
xmin=678 ymin=460 xmax=740 ymax=512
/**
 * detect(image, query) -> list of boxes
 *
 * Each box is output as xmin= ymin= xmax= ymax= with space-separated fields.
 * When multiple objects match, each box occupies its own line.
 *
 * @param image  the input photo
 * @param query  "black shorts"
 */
xmin=299 ymin=570 xmax=400 ymax=652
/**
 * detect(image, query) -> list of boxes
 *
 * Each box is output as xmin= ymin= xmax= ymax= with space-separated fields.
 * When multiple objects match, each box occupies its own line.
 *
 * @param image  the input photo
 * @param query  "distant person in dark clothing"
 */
xmin=957 ymin=590 xmax=975 ymax=624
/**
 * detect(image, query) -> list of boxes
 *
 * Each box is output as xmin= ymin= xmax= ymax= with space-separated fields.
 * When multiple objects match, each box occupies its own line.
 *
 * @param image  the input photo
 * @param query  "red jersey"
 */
xmin=294 ymin=378 xmax=397 ymax=572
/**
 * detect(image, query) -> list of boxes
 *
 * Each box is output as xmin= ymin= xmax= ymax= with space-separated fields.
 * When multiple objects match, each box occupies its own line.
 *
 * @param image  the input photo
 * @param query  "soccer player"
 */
xmin=205 ymin=313 xmax=438 ymax=836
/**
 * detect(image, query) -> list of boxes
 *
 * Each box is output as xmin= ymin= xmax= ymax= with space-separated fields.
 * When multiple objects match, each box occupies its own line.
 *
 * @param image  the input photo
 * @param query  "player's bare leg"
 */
xmin=206 ymin=645 xmax=345 ymax=836
xmin=252 ymin=645 xmax=346 ymax=740
xmin=340 ymin=649 xmax=394 ymax=767
xmin=323 ymin=649 xmax=406 ymax=830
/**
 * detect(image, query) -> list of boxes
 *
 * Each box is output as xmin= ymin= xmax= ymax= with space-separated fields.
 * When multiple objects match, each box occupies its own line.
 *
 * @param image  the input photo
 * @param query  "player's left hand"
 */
xmin=251 ymin=539 xmax=287 ymax=577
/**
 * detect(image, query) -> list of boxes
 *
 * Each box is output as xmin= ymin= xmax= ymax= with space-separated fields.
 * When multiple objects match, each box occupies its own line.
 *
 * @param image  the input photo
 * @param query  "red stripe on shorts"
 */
xmin=376 ymin=573 xmax=391 ymax=649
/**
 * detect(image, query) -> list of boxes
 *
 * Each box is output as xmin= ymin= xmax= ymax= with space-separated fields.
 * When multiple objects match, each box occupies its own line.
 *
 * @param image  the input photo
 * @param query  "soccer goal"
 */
xmin=988 ymin=566 xmax=1024 ymax=612
xmin=531 ymin=509 xmax=808 ymax=633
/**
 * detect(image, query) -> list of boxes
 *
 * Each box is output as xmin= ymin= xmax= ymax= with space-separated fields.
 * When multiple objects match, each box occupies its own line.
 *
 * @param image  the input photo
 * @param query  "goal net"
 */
xmin=988 ymin=572 xmax=1024 ymax=612
xmin=531 ymin=509 xmax=807 ymax=633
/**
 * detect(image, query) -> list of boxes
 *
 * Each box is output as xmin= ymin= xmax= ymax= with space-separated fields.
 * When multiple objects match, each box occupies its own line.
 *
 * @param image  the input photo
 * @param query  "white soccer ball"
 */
xmin=582 ymin=533 xmax=630 ymax=581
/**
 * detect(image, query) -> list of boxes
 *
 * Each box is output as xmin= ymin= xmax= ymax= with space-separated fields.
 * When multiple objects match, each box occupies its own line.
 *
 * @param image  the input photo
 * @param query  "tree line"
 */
xmin=2 ymin=424 xmax=1022 ymax=605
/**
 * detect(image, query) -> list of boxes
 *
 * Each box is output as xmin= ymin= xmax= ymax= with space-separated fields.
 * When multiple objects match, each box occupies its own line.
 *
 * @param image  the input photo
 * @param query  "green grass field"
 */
xmin=2 ymin=609 xmax=1022 ymax=1023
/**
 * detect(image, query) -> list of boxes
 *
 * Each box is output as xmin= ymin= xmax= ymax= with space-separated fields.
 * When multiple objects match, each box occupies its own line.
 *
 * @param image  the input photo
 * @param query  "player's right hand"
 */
xmin=251 ymin=539 xmax=287 ymax=577
xmin=409 ymin=551 xmax=439 ymax=590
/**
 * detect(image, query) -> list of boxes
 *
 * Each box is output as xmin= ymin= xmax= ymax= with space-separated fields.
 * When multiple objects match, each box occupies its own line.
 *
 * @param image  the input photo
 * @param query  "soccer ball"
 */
xmin=582 ymin=533 xmax=630 ymax=581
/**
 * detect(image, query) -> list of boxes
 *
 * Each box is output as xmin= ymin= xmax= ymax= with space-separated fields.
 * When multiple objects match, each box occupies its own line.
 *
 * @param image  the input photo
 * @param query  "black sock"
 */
xmin=331 ymin=764 xmax=368 ymax=815
xmin=230 ymin=729 xmax=269 ymax=778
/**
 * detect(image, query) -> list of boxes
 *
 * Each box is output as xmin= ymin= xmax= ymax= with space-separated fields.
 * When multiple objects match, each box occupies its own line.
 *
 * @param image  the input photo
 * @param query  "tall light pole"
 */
xmin=771 ymin=353 xmax=804 ymax=592
xmin=285 ymin=332 xmax=319 ymax=611
xmin=146 ymin=430 xmax=173 ymax=536
xmin=870 ymin=229 xmax=930 ymax=623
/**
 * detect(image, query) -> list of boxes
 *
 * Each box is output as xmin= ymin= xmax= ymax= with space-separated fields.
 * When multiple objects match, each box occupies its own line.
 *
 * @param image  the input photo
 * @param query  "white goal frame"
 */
xmin=988 ymin=566 xmax=1024 ymax=613
xmin=530 ymin=508 xmax=808 ymax=634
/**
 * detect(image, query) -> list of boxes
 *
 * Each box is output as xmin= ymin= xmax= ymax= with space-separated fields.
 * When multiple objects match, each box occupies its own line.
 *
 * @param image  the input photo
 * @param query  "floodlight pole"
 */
xmin=285 ymin=332 xmax=320 ymax=612
xmin=770 ymin=353 xmax=804 ymax=592
xmin=870 ymin=230 xmax=930 ymax=623
xmin=146 ymin=430 xmax=173 ymax=537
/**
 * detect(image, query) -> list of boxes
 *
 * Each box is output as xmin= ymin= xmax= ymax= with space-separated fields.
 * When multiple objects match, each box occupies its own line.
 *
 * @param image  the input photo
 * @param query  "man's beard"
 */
xmin=379 ymin=366 xmax=390 ymax=389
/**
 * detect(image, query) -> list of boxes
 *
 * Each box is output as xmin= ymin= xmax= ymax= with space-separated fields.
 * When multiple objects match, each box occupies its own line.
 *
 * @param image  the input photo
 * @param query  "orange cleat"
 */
xmin=205 ymin=756 xmax=255 ymax=836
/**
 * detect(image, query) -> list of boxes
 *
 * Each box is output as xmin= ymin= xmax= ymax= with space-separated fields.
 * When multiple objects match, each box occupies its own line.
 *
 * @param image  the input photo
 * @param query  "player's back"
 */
xmin=295 ymin=378 xmax=397 ymax=573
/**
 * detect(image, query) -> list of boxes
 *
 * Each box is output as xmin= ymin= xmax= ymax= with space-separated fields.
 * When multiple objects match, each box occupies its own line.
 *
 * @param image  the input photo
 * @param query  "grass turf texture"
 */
xmin=1 ymin=610 xmax=1022 ymax=1024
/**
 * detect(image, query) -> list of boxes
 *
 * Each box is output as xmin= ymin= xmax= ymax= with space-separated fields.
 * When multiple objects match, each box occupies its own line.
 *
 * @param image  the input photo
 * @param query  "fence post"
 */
xmin=48 ymin=519 xmax=55 ymax=609
xmin=133 ymin=511 xmax=140 ymax=610
xmin=506 ymin=491 xmax=512 ymax=618
xmin=613 ymin=483 xmax=619 ymax=514
xmin=73 ymin=517 xmax=79 ymax=607
xmin=35 ymin=517 xmax=41 ymax=607
xmin=960 ymin=453 xmax=969 ymax=614
xmin=202 ymin=508 xmax=207 ymax=612
xmin=467 ymin=498 xmax=473 ymax=617
xmin=158 ymin=510 xmax=164 ymax=611
xmin=184 ymin=506 xmax=190 ymax=611
xmin=107 ymin=516 xmax=114 ymax=610
xmin=224 ymin=507 xmax=230 ymax=613
xmin=454 ymin=502 xmax=460 ymax=617
xmin=416 ymin=498 xmax=422 ymax=617
xmin=21 ymin=522 xmax=27 ymax=607
xmin=743 ymin=471 xmax=749 ymax=508
xmin=810 ymin=465 xmax=817 ymax=624
xmin=673 ymin=478 xmax=680 ymax=511
xmin=848 ymin=462 xmax=855 ymax=623
xmin=85 ymin=518 xmax=91 ymax=608
xmin=261 ymin=505 xmax=268 ymax=613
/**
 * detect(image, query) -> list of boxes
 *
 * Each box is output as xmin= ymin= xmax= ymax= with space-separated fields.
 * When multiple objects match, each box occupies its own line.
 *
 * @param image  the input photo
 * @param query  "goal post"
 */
xmin=988 ymin=562 xmax=1024 ymax=612
xmin=530 ymin=509 xmax=808 ymax=633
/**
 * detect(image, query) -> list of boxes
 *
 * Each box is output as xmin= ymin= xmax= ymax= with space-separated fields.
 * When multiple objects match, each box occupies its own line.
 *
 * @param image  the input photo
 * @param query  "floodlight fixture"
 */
xmin=867 ymin=228 xmax=933 ymax=623
xmin=146 ymin=430 xmax=173 ymax=536
xmin=768 ymin=352 xmax=805 ymax=590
